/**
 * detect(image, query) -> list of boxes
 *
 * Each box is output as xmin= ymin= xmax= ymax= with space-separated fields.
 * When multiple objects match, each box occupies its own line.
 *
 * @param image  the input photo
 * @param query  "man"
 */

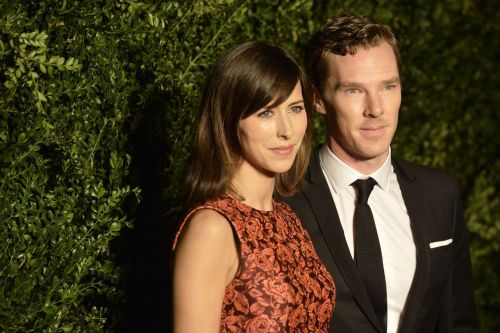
xmin=284 ymin=12 xmax=477 ymax=333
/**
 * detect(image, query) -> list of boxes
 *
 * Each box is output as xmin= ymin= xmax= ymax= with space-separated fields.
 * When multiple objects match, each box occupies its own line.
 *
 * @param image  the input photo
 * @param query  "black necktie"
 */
xmin=352 ymin=178 xmax=387 ymax=329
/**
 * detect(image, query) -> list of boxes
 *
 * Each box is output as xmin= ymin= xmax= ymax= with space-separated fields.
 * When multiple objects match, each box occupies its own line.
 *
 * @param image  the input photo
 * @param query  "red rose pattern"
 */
xmin=173 ymin=197 xmax=336 ymax=332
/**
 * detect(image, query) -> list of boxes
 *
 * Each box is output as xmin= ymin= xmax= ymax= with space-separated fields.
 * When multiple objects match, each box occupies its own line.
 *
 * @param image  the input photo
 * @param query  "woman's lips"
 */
xmin=270 ymin=145 xmax=295 ymax=156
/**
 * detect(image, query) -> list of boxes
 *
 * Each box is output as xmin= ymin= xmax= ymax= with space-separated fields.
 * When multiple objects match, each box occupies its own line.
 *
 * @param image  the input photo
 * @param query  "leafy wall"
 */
xmin=0 ymin=0 xmax=498 ymax=332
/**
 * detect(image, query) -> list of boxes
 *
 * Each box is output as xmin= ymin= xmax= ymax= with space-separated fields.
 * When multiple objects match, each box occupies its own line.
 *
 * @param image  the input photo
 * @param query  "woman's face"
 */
xmin=238 ymin=82 xmax=307 ymax=175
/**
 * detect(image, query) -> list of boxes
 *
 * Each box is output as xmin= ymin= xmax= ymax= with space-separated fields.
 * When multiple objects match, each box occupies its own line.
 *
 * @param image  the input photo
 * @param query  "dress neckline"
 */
xmin=225 ymin=196 xmax=276 ymax=214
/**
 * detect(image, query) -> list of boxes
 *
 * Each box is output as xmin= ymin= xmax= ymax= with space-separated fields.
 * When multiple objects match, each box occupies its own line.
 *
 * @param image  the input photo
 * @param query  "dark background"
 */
xmin=1 ymin=1 xmax=498 ymax=332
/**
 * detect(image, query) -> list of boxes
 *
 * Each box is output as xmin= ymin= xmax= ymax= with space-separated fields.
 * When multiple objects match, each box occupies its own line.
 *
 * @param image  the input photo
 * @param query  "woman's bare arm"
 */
xmin=172 ymin=209 xmax=239 ymax=333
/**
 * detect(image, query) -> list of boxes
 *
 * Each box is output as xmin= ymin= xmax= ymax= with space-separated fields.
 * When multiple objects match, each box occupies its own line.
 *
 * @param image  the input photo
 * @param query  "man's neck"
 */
xmin=327 ymin=142 xmax=389 ymax=175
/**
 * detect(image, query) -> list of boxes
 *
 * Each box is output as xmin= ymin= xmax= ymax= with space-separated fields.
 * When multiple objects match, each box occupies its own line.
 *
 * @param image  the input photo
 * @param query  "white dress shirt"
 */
xmin=319 ymin=144 xmax=416 ymax=333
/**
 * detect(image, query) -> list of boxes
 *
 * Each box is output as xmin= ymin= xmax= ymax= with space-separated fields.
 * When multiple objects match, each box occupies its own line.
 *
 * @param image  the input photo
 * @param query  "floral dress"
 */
xmin=173 ymin=197 xmax=336 ymax=332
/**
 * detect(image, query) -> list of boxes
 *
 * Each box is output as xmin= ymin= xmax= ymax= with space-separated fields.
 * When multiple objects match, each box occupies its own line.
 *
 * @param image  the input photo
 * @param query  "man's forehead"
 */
xmin=322 ymin=44 xmax=399 ymax=79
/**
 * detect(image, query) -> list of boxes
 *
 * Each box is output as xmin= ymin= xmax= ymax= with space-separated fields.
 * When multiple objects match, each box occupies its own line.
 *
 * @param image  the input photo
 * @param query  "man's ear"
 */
xmin=314 ymin=91 xmax=327 ymax=115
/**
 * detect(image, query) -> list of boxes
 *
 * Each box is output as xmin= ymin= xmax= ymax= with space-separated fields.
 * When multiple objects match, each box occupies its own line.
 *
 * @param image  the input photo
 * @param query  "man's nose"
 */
xmin=365 ymin=92 xmax=384 ymax=117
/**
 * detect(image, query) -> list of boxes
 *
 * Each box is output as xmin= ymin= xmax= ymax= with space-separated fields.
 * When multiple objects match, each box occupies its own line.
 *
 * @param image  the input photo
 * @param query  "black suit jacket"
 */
xmin=283 ymin=149 xmax=477 ymax=333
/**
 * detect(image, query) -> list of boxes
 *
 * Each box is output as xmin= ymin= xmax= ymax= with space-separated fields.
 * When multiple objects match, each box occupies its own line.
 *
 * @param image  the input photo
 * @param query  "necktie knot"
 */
xmin=352 ymin=178 xmax=377 ymax=204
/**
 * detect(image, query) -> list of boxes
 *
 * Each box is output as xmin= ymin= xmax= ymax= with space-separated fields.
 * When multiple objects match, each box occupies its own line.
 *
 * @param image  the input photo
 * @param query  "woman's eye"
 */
xmin=257 ymin=110 xmax=272 ymax=118
xmin=290 ymin=105 xmax=304 ymax=113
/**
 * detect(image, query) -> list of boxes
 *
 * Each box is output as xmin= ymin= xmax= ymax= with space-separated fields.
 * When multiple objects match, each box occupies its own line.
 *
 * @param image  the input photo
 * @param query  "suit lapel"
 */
xmin=303 ymin=151 xmax=384 ymax=333
xmin=392 ymin=159 xmax=431 ymax=333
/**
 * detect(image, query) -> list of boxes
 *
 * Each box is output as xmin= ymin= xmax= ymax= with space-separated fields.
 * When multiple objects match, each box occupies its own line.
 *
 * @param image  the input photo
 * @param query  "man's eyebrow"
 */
xmin=382 ymin=77 xmax=401 ymax=85
xmin=335 ymin=81 xmax=362 ymax=90
xmin=335 ymin=76 xmax=401 ymax=89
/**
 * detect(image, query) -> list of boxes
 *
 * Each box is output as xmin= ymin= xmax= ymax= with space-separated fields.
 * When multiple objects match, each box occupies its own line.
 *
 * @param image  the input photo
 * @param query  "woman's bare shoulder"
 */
xmin=175 ymin=208 xmax=234 ymax=253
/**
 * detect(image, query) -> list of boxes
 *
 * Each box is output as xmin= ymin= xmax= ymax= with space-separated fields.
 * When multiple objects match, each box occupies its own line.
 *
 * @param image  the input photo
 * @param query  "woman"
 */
xmin=172 ymin=41 xmax=335 ymax=332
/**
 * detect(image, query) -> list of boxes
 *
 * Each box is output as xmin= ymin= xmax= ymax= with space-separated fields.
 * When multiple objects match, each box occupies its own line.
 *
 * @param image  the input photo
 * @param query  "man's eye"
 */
xmin=345 ymin=88 xmax=361 ymax=94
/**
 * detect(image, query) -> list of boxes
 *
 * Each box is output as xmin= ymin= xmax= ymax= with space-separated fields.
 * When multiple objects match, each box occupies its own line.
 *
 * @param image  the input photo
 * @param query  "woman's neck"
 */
xmin=231 ymin=160 xmax=275 ymax=211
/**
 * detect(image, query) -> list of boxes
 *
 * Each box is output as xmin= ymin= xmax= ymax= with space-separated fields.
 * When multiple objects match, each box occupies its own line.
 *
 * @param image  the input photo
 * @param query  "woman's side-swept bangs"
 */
xmin=233 ymin=43 xmax=302 ymax=120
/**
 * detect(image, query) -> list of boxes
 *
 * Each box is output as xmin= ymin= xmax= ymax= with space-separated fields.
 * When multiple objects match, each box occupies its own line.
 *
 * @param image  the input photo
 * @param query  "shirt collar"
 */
xmin=319 ymin=144 xmax=392 ymax=193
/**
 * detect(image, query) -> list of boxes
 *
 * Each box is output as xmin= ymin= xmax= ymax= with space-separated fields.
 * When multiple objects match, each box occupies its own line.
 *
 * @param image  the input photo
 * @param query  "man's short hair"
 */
xmin=305 ymin=11 xmax=401 ymax=92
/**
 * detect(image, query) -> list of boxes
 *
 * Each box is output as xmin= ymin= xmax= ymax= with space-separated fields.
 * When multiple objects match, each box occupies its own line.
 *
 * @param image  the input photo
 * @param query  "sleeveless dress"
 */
xmin=173 ymin=197 xmax=336 ymax=332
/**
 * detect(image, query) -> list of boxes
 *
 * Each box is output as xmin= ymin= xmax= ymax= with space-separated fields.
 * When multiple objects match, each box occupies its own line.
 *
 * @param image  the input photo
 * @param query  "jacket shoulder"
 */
xmin=392 ymin=157 xmax=459 ymax=185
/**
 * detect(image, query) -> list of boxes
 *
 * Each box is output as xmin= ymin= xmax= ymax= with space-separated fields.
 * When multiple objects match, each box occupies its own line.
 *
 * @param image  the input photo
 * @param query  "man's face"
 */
xmin=318 ymin=42 xmax=401 ymax=172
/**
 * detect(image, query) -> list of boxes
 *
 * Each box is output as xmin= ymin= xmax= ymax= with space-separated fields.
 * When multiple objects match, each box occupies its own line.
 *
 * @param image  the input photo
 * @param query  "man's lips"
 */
xmin=359 ymin=125 xmax=387 ymax=137
xmin=360 ymin=125 xmax=386 ymax=131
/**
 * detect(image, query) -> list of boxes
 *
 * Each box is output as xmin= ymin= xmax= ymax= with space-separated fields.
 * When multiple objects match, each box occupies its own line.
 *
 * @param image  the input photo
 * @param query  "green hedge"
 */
xmin=0 ymin=0 xmax=498 ymax=332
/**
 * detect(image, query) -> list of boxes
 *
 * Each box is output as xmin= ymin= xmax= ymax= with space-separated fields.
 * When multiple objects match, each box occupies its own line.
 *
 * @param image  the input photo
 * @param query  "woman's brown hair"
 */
xmin=183 ymin=41 xmax=313 ymax=208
